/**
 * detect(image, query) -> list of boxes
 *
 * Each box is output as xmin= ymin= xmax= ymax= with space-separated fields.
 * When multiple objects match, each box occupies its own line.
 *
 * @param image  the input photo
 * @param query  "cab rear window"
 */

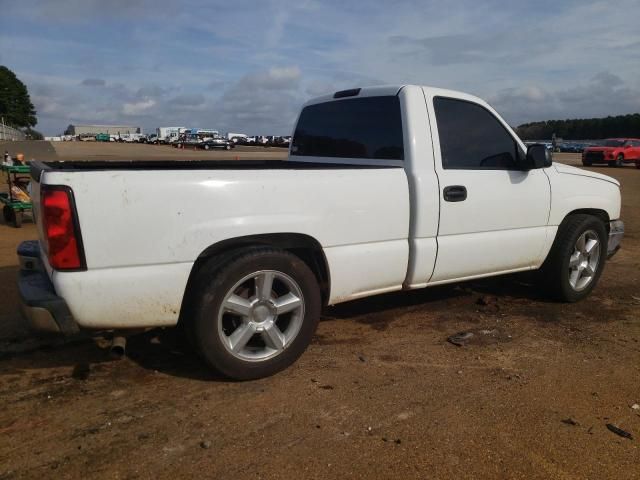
xmin=291 ymin=96 xmax=404 ymax=160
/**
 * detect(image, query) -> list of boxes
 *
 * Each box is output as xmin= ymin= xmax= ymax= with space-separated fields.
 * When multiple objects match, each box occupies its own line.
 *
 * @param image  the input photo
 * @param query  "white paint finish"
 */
xmin=404 ymin=237 xmax=438 ymax=289
xmin=545 ymin=166 xmax=621 ymax=225
xmin=422 ymin=87 xmax=552 ymax=281
xmin=43 ymin=166 xmax=410 ymax=320
xmin=431 ymin=227 xmax=548 ymax=281
xmin=536 ymin=226 xmax=559 ymax=267
xmin=302 ymin=85 xmax=404 ymax=107
xmin=43 ymin=168 xmax=410 ymax=269
xmin=398 ymin=86 xmax=440 ymax=286
xmin=432 ymin=168 xmax=551 ymax=234
xmin=53 ymin=263 xmax=193 ymax=328
xmin=324 ymin=240 xmax=409 ymax=304
xmin=553 ymin=163 xmax=620 ymax=187
xmin=426 ymin=266 xmax=533 ymax=286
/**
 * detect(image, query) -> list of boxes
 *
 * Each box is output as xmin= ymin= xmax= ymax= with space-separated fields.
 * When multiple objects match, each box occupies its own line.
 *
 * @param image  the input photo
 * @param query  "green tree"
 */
xmin=0 ymin=65 xmax=37 ymax=128
xmin=516 ymin=113 xmax=640 ymax=140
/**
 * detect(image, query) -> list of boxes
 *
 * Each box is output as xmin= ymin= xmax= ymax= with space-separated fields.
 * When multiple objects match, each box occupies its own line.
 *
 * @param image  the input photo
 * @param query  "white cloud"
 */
xmin=3 ymin=0 xmax=640 ymax=134
xmin=122 ymin=99 xmax=156 ymax=116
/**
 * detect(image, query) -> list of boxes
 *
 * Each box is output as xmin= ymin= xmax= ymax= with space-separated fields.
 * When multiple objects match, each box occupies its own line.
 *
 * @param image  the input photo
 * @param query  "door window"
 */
xmin=434 ymin=97 xmax=522 ymax=170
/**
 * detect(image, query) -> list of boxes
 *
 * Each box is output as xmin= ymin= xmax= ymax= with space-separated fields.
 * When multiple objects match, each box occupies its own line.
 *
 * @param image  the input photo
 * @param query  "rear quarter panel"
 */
xmin=42 ymin=168 xmax=410 ymax=328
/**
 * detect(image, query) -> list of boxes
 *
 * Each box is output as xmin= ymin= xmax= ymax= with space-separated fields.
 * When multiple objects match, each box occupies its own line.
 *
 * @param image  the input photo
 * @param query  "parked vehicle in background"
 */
xmin=95 ymin=133 xmax=110 ymax=142
xmin=582 ymin=138 xmax=640 ymax=167
xmin=156 ymin=127 xmax=186 ymax=144
xmin=255 ymin=135 xmax=270 ymax=146
xmin=558 ymin=143 xmax=585 ymax=153
xmin=200 ymin=136 xmax=234 ymax=150
xmin=271 ymin=136 xmax=291 ymax=147
xmin=146 ymin=134 xmax=158 ymax=144
xmin=227 ymin=133 xmax=247 ymax=143
xmin=190 ymin=129 xmax=219 ymax=141
xmin=19 ymin=85 xmax=623 ymax=380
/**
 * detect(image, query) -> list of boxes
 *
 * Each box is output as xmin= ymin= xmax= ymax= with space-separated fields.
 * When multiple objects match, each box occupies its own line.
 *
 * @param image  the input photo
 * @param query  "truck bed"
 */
xmin=31 ymin=161 xmax=410 ymax=328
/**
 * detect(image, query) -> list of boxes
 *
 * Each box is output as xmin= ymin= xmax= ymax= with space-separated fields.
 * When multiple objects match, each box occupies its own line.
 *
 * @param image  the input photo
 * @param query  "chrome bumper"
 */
xmin=17 ymin=240 xmax=79 ymax=335
xmin=607 ymin=220 xmax=624 ymax=258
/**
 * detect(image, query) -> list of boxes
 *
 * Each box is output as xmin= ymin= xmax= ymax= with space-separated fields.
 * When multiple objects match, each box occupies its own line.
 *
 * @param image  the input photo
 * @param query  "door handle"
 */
xmin=443 ymin=185 xmax=467 ymax=202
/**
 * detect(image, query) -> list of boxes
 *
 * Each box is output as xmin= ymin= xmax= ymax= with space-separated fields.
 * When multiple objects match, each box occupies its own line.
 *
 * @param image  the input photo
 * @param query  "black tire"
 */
xmin=539 ymin=214 xmax=607 ymax=302
xmin=187 ymin=247 xmax=321 ymax=380
xmin=2 ymin=205 xmax=12 ymax=223
xmin=204 ymin=144 xmax=210 ymax=150
xmin=582 ymin=160 xmax=592 ymax=167
xmin=636 ymin=162 xmax=640 ymax=169
xmin=225 ymin=144 xmax=231 ymax=150
xmin=614 ymin=154 xmax=624 ymax=167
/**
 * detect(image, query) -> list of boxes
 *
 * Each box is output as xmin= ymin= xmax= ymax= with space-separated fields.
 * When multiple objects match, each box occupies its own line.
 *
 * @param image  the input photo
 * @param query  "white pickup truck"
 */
xmin=18 ymin=85 xmax=624 ymax=379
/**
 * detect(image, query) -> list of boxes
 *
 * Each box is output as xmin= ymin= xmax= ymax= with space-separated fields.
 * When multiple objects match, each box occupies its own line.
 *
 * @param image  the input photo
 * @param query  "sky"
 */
xmin=1 ymin=0 xmax=639 ymax=136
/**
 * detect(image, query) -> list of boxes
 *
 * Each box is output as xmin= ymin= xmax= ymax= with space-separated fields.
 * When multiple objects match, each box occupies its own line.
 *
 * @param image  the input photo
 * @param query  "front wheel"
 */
xmin=539 ymin=214 xmax=607 ymax=302
xmin=614 ymin=154 xmax=624 ymax=167
xmin=188 ymin=248 xmax=321 ymax=380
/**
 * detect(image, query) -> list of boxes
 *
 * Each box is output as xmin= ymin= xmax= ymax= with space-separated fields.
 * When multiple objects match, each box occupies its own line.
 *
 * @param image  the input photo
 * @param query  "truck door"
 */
xmin=426 ymin=94 xmax=551 ymax=282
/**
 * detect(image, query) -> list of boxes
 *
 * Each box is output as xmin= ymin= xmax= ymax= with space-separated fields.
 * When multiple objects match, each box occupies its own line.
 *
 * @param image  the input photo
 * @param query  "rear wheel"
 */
xmin=539 ymin=214 xmax=607 ymax=302
xmin=636 ymin=162 xmax=640 ymax=169
xmin=204 ymin=144 xmax=210 ymax=150
xmin=188 ymin=248 xmax=321 ymax=380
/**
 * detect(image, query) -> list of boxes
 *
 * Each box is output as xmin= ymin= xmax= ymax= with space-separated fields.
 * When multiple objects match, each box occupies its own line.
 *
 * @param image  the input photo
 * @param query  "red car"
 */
xmin=582 ymin=138 xmax=640 ymax=168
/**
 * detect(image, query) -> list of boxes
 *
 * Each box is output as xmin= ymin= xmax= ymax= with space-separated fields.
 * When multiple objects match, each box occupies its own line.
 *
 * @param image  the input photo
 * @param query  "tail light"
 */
xmin=41 ymin=186 xmax=86 ymax=271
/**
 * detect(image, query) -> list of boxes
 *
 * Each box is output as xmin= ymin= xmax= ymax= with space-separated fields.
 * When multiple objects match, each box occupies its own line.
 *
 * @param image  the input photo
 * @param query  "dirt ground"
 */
xmin=0 ymin=143 xmax=638 ymax=479
xmin=2 ymin=140 xmax=288 ymax=162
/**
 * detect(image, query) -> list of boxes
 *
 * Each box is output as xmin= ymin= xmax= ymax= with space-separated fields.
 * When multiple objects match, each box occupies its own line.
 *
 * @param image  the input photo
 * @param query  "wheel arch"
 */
xmin=540 ymin=209 xmax=611 ymax=268
xmin=180 ymin=233 xmax=331 ymax=318
xmin=563 ymin=208 xmax=610 ymax=232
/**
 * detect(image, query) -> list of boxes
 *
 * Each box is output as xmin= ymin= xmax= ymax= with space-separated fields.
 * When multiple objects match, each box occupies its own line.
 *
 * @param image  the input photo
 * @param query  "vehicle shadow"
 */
xmin=324 ymin=271 xmax=550 ymax=323
xmin=0 ymin=272 xmax=553 ymax=382
xmin=0 ymin=328 xmax=227 ymax=382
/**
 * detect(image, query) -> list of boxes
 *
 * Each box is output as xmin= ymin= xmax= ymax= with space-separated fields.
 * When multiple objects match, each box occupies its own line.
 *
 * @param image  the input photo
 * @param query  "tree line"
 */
xmin=516 ymin=113 xmax=640 ymax=140
xmin=0 ymin=65 xmax=42 ymax=139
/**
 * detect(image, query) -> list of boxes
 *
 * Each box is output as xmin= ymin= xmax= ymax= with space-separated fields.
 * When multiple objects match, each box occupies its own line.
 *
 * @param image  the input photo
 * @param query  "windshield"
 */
xmin=603 ymin=139 xmax=625 ymax=147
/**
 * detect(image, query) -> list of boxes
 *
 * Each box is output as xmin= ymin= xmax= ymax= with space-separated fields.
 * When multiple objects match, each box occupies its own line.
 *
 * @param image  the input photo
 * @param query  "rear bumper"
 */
xmin=607 ymin=220 xmax=624 ymax=259
xmin=17 ymin=241 xmax=79 ymax=335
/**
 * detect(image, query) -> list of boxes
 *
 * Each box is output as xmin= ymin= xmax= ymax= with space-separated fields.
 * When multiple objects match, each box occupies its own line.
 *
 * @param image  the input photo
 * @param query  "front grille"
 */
xmin=585 ymin=151 xmax=605 ymax=162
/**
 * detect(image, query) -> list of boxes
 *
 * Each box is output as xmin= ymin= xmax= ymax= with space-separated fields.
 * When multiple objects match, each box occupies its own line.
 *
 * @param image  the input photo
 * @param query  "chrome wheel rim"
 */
xmin=217 ymin=270 xmax=305 ymax=362
xmin=568 ymin=230 xmax=600 ymax=291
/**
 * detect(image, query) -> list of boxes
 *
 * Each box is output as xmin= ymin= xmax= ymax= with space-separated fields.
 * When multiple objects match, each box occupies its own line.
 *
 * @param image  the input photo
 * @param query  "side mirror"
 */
xmin=525 ymin=144 xmax=552 ymax=170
